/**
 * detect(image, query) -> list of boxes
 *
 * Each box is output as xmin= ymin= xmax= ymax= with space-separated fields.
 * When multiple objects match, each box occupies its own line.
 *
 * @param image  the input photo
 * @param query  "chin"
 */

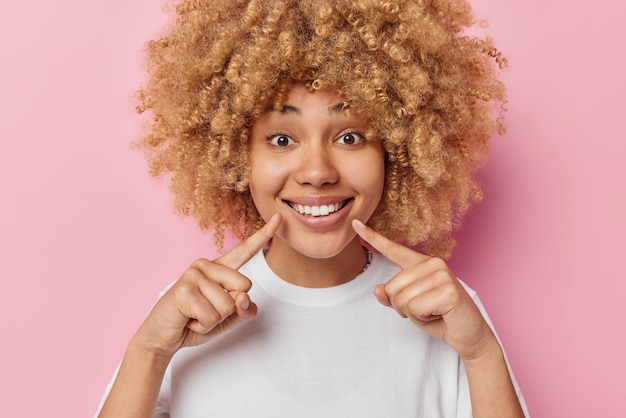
xmin=277 ymin=231 xmax=359 ymax=260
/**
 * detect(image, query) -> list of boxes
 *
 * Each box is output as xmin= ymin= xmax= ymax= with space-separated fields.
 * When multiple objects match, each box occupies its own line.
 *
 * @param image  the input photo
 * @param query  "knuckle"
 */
xmin=240 ymin=276 xmax=253 ymax=291
xmin=388 ymin=291 xmax=405 ymax=309
xmin=427 ymin=256 xmax=447 ymax=270
xmin=206 ymin=307 xmax=226 ymax=324
xmin=217 ymin=301 xmax=237 ymax=320
xmin=433 ymin=268 xmax=452 ymax=282
xmin=227 ymin=274 xmax=253 ymax=293
xmin=440 ymin=281 xmax=460 ymax=302
xmin=175 ymin=280 xmax=197 ymax=298
xmin=190 ymin=258 xmax=211 ymax=269
xmin=407 ymin=298 xmax=422 ymax=314
xmin=181 ymin=266 xmax=204 ymax=283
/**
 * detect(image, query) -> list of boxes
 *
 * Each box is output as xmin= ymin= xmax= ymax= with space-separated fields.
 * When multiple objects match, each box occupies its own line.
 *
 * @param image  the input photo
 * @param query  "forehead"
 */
xmin=260 ymin=82 xmax=370 ymax=124
xmin=253 ymin=91 xmax=369 ymax=132
xmin=250 ymin=82 xmax=372 ymax=132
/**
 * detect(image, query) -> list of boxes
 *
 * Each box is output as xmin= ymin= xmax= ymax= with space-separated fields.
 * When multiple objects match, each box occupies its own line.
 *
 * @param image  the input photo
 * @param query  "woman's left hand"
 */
xmin=353 ymin=220 xmax=498 ymax=362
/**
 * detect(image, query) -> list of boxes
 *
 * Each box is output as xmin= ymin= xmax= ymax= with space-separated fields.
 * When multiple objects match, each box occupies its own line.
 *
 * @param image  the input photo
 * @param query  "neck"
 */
xmin=264 ymin=237 xmax=368 ymax=288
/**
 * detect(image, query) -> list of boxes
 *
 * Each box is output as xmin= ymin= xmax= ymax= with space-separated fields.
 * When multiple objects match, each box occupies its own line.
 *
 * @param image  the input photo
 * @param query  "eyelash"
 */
xmin=337 ymin=131 xmax=366 ymax=145
xmin=266 ymin=132 xmax=295 ymax=147
xmin=265 ymin=131 xmax=366 ymax=147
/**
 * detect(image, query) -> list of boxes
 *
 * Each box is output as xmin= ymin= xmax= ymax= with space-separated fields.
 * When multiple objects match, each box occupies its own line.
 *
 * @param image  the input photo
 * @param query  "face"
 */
xmin=248 ymin=83 xmax=385 ymax=260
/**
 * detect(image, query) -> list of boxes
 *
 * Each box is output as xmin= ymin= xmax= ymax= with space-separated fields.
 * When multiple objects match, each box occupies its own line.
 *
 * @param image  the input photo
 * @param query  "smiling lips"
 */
xmin=286 ymin=199 xmax=352 ymax=217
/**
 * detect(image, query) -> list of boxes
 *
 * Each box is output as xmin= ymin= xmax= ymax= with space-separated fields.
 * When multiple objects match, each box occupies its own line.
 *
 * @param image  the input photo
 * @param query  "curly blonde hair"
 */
xmin=137 ymin=0 xmax=507 ymax=258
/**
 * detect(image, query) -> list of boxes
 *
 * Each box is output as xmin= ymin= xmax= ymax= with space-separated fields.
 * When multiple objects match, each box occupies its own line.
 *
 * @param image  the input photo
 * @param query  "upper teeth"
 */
xmin=292 ymin=203 xmax=341 ymax=217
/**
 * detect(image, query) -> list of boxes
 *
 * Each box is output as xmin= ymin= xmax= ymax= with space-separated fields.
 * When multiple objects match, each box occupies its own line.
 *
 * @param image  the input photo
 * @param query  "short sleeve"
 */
xmin=458 ymin=279 xmax=530 ymax=417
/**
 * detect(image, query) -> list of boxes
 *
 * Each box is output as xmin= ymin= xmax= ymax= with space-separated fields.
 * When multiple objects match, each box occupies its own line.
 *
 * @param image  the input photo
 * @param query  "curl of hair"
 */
xmin=137 ymin=0 xmax=507 ymax=258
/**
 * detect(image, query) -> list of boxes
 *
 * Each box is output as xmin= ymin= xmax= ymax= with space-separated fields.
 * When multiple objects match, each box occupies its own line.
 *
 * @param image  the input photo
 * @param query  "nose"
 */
xmin=293 ymin=144 xmax=339 ymax=187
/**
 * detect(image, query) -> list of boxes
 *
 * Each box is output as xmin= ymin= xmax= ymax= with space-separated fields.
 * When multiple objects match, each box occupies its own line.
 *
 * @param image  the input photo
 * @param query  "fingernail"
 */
xmin=242 ymin=294 xmax=250 ymax=311
xmin=352 ymin=219 xmax=364 ymax=229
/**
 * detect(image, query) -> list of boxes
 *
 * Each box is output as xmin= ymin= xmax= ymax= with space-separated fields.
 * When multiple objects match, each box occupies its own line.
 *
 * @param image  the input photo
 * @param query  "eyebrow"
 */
xmin=274 ymin=102 xmax=347 ymax=116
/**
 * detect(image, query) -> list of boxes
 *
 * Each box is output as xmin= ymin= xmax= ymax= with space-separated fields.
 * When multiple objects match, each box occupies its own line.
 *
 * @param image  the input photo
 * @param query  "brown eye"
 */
xmin=337 ymin=132 xmax=364 ymax=145
xmin=269 ymin=134 xmax=295 ymax=147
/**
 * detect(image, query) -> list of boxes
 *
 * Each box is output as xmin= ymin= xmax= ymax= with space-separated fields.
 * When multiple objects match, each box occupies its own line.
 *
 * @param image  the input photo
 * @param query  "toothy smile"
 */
xmin=286 ymin=199 xmax=352 ymax=217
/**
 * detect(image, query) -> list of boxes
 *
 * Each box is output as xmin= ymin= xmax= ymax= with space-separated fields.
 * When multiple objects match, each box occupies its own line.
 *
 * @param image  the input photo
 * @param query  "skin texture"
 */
xmin=99 ymin=214 xmax=282 ymax=417
xmin=99 ymin=86 xmax=524 ymax=417
xmin=353 ymin=219 xmax=524 ymax=417
xmin=137 ymin=0 xmax=507 ymax=258
xmin=248 ymin=84 xmax=385 ymax=287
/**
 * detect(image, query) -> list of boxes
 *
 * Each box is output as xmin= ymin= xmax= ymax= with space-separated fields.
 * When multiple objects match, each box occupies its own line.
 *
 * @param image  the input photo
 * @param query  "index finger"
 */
xmin=214 ymin=213 xmax=282 ymax=270
xmin=352 ymin=219 xmax=429 ymax=268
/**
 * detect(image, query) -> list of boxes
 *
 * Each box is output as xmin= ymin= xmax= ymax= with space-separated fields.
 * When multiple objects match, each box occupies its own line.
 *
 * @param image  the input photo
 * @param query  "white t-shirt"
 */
xmin=145 ymin=250 xmax=527 ymax=417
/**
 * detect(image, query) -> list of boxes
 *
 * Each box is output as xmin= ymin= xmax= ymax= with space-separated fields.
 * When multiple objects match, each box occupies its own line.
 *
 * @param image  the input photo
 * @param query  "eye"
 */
xmin=337 ymin=132 xmax=365 ymax=145
xmin=268 ymin=134 xmax=295 ymax=147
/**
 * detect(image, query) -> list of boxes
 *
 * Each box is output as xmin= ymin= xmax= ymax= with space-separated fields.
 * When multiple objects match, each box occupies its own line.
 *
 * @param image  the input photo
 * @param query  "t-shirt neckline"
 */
xmin=245 ymin=250 xmax=383 ymax=307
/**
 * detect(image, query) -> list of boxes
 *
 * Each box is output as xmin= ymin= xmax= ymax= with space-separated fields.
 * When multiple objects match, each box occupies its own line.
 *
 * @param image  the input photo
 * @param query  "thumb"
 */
xmin=374 ymin=284 xmax=391 ymax=306
xmin=235 ymin=292 xmax=258 ymax=319
xmin=198 ymin=295 xmax=257 ymax=343
xmin=183 ymin=294 xmax=258 ymax=348
xmin=220 ymin=293 xmax=258 ymax=330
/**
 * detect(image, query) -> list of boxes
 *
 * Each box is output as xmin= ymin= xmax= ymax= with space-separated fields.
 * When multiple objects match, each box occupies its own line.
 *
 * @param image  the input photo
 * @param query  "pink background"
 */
xmin=0 ymin=0 xmax=624 ymax=416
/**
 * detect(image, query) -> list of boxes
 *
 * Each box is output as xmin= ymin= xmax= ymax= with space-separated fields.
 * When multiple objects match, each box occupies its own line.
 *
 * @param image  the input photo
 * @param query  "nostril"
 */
xmin=294 ymin=159 xmax=340 ymax=186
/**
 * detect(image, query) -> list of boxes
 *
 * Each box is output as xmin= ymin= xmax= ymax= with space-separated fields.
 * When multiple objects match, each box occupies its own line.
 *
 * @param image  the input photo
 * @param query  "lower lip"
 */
xmin=285 ymin=200 xmax=353 ymax=230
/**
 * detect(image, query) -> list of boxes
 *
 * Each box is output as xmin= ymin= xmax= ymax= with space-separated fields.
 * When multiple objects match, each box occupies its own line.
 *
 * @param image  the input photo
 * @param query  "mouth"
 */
xmin=284 ymin=198 xmax=353 ymax=217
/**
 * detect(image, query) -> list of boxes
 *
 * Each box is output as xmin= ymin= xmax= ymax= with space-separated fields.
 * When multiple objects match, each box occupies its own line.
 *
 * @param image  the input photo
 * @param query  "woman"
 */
xmin=98 ymin=0 xmax=527 ymax=416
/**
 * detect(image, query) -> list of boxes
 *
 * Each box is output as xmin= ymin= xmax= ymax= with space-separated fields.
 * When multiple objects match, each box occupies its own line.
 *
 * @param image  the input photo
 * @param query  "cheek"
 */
xmin=340 ymin=152 xmax=385 ymax=222
xmin=366 ymin=168 xmax=385 ymax=210
xmin=248 ymin=159 xmax=283 ymax=217
xmin=360 ymin=150 xmax=386 ymax=204
xmin=247 ymin=161 xmax=263 ymax=204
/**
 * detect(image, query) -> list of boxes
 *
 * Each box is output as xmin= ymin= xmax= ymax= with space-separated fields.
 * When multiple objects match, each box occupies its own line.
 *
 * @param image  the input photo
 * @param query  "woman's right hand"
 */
xmin=132 ymin=213 xmax=282 ymax=359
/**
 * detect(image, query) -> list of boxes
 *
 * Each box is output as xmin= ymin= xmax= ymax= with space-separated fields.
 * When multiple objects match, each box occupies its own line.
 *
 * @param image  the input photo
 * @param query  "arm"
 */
xmin=353 ymin=220 xmax=525 ymax=417
xmin=97 ymin=337 xmax=171 ymax=418
xmin=463 ymin=338 xmax=524 ymax=418
xmin=98 ymin=214 xmax=282 ymax=417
